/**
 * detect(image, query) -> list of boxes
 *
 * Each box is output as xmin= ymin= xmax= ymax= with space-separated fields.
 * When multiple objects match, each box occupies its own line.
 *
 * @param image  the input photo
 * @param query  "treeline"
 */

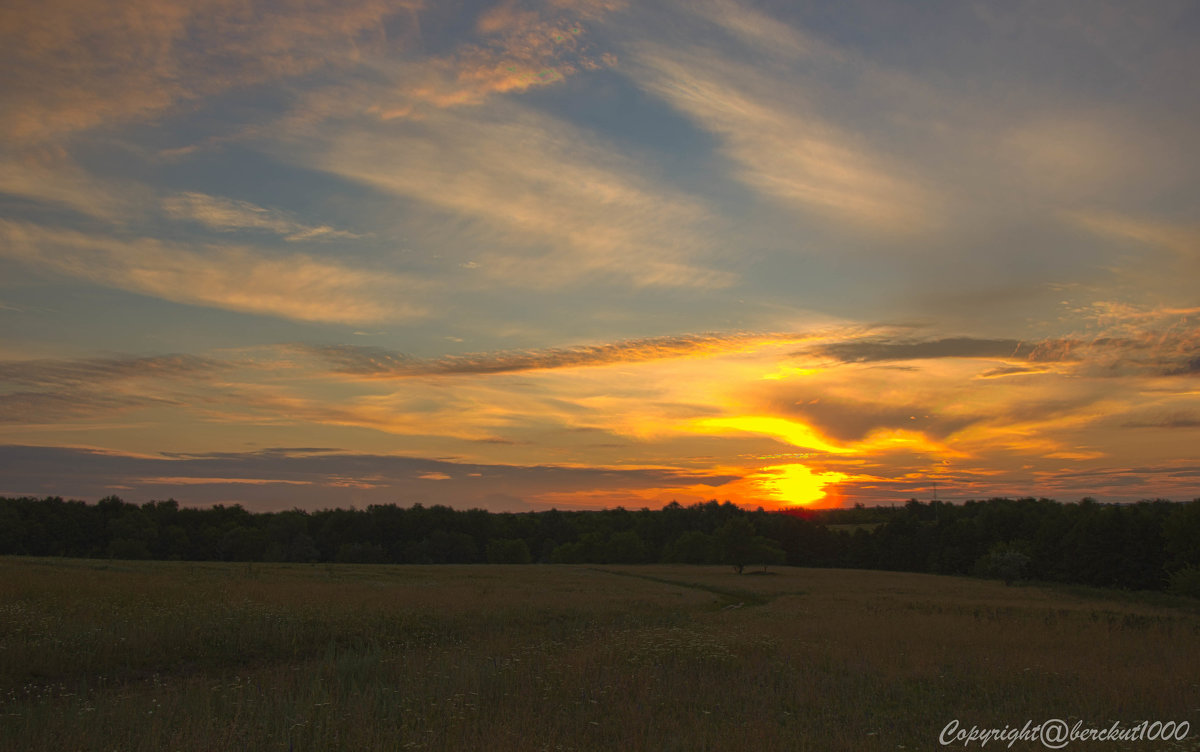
xmin=2 ymin=495 xmax=1199 ymax=593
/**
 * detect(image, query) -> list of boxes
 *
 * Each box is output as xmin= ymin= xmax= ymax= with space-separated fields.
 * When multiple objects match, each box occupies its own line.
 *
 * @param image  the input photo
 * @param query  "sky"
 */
xmin=2 ymin=0 xmax=1199 ymax=512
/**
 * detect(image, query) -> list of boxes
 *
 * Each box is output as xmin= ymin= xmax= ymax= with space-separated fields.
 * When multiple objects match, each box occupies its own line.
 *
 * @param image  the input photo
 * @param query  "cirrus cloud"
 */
xmin=303 ymin=331 xmax=819 ymax=378
xmin=161 ymin=192 xmax=364 ymax=242
xmin=0 ymin=220 xmax=426 ymax=324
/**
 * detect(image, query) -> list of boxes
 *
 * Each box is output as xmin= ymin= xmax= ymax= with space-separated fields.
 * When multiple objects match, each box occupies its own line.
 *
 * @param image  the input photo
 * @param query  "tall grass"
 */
xmin=1 ymin=558 xmax=1198 ymax=751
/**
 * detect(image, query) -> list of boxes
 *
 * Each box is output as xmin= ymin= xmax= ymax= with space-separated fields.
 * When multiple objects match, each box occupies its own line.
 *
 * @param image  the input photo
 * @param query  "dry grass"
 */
xmin=1 ymin=558 xmax=1198 ymax=751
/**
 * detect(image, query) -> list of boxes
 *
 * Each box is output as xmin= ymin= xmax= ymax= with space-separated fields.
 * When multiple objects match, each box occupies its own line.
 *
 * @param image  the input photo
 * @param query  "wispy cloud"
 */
xmin=1065 ymin=210 xmax=1200 ymax=257
xmin=0 ymin=150 xmax=144 ymax=221
xmin=305 ymin=331 xmax=816 ymax=377
xmin=0 ymin=391 xmax=170 ymax=424
xmin=808 ymin=323 xmax=1200 ymax=379
xmin=625 ymin=4 xmax=936 ymax=233
xmin=0 ymin=353 xmax=218 ymax=424
xmin=378 ymin=0 xmax=622 ymax=115
xmin=1005 ymin=115 xmax=1142 ymax=201
xmin=0 ymin=0 xmax=420 ymax=144
xmin=1029 ymin=460 xmax=1200 ymax=500
xmin=1122 ymin=413 xmax=1200 ymax=430
xmin=810 ymin=337 xmax=1038 ymax=364
xmin=749 ymin=392 xmax=980 ymax=445
xmin=1063 ymin=303 xmax=1200 ymax=377
xmin=235 ymin=0 xmax=625 ymax=142
xmin=0 ymin=220 xmax=425 ymax=324
xmin=0 ymin=353 xmax=215 ymax=388
xmin=138 ymin=476 xmax=312 ymax=486
xmin=161 ymin=192 xmax=363 ymax=241
xmin=977 ymin=365 xmax=1053 ymax=379
xmin=179 ymin=381 xmax=529 ymax=444
xmin=681 ymin=0 xmax=832 ymax=60
xmin=299 ymin=102 xmax=732 ymax=288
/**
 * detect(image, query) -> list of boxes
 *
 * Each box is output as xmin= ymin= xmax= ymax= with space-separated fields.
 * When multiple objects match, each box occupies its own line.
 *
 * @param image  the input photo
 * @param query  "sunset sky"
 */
xmin=2 ymin=0 xmax=1198 ymax=511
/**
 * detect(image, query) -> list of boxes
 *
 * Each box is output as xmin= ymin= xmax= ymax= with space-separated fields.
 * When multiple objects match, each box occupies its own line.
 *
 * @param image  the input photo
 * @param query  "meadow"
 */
xmin=1 ymin=558 xmax=1198 ymax=751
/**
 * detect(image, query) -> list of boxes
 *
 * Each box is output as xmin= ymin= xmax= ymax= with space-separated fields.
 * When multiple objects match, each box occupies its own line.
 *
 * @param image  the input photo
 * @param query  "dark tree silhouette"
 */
xmin=2 ymin=494 xmax=1198 ymax=594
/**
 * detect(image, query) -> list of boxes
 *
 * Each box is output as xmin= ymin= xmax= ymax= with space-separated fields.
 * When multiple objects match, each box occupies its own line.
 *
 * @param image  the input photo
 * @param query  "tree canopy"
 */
xmin=2 ymin=495 xmax=1198 ymax=592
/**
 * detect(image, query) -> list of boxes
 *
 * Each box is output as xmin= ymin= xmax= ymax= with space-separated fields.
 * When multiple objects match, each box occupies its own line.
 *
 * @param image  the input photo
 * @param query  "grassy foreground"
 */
xmin=1 ymin=558 xmax=1199 ymax=751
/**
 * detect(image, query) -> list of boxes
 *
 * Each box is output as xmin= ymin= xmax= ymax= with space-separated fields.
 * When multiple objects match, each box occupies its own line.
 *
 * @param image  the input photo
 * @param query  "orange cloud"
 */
xmin=358 ymin=0 xmax=621 ymax=120
xmin=691 ymin=416 xmax=850 ymax=454
xmin=11 ymin=317 xmax=1191 ymax=508
xmin=691 ymin=414 xmax=963 ymax=460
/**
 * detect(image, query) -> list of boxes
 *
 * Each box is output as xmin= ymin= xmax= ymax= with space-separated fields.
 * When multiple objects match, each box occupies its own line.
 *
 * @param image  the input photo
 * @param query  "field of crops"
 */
xmin=2 ymin=558 xmax=1198 ymax=751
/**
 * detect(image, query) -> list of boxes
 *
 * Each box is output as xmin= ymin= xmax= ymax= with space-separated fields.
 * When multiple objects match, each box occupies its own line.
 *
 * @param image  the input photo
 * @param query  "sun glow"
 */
xmin=752 ymin=463 xmax=848 ymax=507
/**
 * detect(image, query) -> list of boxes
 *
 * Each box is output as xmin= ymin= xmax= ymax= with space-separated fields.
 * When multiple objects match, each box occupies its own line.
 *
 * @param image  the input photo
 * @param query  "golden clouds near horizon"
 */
xmin=691 ymin=415 xmax=850 ymax=455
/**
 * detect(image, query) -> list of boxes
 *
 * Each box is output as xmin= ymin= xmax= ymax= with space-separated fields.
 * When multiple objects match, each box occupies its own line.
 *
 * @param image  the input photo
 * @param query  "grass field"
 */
xmin=2 ymin=558 xmax=1198 ymax=751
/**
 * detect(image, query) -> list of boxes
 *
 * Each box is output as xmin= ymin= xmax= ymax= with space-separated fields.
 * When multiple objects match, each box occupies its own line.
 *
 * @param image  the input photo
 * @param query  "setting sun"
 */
xmin=752 ymin=463 xmax=849 ymax=507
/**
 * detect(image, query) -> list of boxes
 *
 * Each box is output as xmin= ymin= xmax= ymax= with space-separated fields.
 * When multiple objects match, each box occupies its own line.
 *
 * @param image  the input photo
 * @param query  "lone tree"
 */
xmin=974 ymin=542 xmax=1032 ymax=585
xmin=716 ymin=517 xmax=786 ymax=574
